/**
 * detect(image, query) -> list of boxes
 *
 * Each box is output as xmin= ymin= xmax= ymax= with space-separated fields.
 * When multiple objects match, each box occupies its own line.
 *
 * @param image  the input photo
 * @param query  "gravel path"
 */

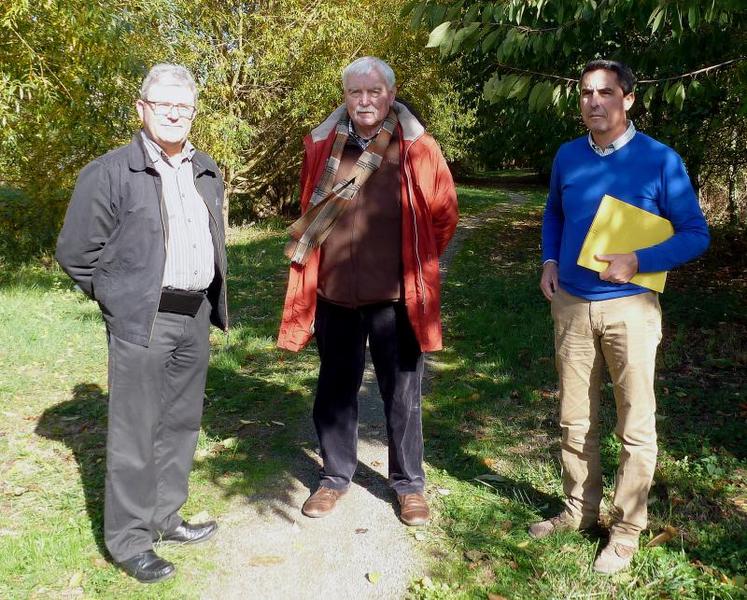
xmin=200 ymin=192 xmax=527 ymax=600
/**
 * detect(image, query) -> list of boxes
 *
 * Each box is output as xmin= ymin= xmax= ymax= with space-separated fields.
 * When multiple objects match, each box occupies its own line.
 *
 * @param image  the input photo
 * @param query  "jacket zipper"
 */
xmin=148 ymin=181 xmax=168 ymax=344
xmin=403 ymin=138 xmax=426 ymax=310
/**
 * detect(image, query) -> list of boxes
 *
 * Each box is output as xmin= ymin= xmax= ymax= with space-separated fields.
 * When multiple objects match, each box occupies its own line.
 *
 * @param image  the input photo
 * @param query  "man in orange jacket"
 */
xmin=278 ymin=57 xmax=458 ymax=525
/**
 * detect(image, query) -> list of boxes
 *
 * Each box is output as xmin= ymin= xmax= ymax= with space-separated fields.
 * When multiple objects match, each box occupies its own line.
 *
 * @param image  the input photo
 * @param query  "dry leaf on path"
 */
xmin=366 ymin=571 xmax=381 ymax=584
xmin=645 ymin=525 xmax=678 ymax=548
xmin=247 ymin=555 xmax=285 ymax=567
xmin=355 ymin=528 xmax=368 ymax=534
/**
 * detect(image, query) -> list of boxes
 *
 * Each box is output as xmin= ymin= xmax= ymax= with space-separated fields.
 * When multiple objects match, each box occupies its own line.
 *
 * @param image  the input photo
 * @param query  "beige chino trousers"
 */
xmin=551 ymin=288 xmax=662 ymax=547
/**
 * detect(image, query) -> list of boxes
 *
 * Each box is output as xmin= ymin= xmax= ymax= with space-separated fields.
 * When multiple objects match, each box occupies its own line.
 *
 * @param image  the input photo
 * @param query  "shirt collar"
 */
xmin=588 ymin=121 xmax=636 ymax=156
xmin=141 ymin=130 xmax=195 ymax=165
xmin=347 ymin=118 xmax=383 ymax=151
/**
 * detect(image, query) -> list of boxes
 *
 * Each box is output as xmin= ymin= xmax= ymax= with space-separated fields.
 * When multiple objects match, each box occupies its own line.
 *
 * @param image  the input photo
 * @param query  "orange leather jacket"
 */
xmin=277 ymin=102 xmax=458 ymax=352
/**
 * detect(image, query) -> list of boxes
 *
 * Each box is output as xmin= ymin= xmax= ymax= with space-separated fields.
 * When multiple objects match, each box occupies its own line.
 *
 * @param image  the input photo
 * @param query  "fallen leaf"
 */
xmin=270 ymin=420 xmax=285 ymax=427
xmin=474 ymin=474 xmax=506 ymax=483
xmin=516 ymin=540 xmax=530 ymax=548
xmin=247 ymin=555 xmax=284 ymax=567
xmin=366 ymin=571 xmax=381 ymax=584
xmin=488 ymin=594 xmax=508 ymax=600
xmin=645 ymin=525 xmax=678 ymax=548
xmin=68 ymin=572 xmax=83 ymax=587
xmin=355 ymin=528 xmax=368 ymax=534
xmin=239 ymin=419 xmax=258 ymax=425
xmin=370 ymin=460 xmax=382 ymax=467
xmin=437 ymin=488 xmax=451 ymax=496
xmin=221 ymin=436 xmax=238 ymax=449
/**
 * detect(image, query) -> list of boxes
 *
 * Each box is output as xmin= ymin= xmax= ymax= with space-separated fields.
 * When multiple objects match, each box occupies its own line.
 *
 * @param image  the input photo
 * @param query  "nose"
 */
xmin=165 ymin=105 xmax=181 ymax=119
xmin=359 ymin=92 xmax=371 ymax=105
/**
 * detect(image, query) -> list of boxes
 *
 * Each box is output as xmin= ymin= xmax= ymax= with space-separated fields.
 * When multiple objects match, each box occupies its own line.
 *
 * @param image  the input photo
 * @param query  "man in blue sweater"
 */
xmin=531 ymin=60 xmax=709 ymax=574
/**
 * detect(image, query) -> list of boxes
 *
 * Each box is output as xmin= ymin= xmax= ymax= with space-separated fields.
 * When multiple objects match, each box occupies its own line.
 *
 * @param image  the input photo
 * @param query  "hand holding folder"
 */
xmin=577 ymin=194 xmax=674 ymax=292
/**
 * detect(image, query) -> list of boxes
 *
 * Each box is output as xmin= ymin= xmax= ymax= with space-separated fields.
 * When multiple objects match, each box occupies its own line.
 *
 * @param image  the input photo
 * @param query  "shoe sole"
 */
xmin=400 ymin=517 xmax=429 ymax=526
xmin=137 ymin=567 xmax=177 ymax=584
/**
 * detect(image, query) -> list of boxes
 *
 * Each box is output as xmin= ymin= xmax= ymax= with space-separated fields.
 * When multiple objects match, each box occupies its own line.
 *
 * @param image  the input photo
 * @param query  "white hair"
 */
xmin=140 ymin=63 xmax=198 ymax=101
xmin=342 ymin=57 xmax=396 ymax=89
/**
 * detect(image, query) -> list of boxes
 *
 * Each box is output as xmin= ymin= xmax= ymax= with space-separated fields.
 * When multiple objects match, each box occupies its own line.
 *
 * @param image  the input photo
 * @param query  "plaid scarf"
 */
xmin=284 ymin=108 xmax=398 ymax=266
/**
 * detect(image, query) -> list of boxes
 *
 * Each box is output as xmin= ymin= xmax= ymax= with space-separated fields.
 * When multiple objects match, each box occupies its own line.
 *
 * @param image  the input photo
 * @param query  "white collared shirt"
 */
xmin=588 ymin=120 xmax=636 ymax=156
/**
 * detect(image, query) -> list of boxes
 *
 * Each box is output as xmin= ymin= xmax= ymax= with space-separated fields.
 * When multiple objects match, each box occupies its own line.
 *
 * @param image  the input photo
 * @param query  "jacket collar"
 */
xmin=310 ymin=101 xmax=425 ymax=143
xmin=128 ymin=130 xmax=216 ymax=177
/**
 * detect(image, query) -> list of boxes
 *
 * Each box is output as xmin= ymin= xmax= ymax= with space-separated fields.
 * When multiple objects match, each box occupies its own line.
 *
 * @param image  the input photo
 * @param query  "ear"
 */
xmin=136 ymin=100 xmax=146 ymax=123
xmin=389 ymin=86 xmax=398 ymax=106
xmin=624 ymin=92 xmax=635 ymax=112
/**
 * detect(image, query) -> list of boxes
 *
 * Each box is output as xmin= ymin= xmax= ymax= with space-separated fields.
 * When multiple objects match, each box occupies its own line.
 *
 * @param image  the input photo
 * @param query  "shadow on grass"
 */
xmin=35 ymin=383 xmax=109 ymax=558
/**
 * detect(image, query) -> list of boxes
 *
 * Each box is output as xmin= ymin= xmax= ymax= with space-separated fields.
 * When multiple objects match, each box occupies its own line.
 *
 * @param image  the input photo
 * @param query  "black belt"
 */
xmin=158 ymin=288 xmax=206 ymax=316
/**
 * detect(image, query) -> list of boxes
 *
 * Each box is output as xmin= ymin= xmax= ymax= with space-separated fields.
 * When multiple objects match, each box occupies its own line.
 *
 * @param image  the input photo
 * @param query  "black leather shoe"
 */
xmin=158 ymin=520 xmax=218 ymax=545
xmin=117 ymin=550 xmax=175 ymax=583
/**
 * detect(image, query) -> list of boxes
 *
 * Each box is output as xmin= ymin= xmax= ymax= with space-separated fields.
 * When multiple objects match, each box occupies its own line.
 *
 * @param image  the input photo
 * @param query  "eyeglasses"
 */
xmin=143 ymin=100 xmax=196 ymax=119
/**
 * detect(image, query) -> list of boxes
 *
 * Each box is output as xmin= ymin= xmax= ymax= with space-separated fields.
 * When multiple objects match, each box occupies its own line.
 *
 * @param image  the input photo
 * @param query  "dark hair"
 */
xmin=581 ymin=60 xmax=636 ymax=95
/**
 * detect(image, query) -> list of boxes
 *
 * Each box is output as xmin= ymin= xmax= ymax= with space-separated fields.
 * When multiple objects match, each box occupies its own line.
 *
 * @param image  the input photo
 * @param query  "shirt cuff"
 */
xmin=542 ymin=259 xmax=558 ymax=266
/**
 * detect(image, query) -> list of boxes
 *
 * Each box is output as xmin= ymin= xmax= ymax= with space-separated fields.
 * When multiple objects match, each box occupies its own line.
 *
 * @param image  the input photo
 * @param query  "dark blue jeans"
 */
xmin=313 ymin=297 xmax=425 ymax=495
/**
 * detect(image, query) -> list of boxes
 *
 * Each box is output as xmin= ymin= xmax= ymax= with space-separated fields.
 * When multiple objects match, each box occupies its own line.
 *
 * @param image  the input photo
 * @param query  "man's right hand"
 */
xmin=540 ymin=261 xmax=559 ymax=301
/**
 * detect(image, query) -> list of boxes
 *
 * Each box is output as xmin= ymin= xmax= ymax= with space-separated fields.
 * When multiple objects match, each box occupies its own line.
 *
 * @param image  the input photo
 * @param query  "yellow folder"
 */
xmin=577 ymin=194 xmax=674 ymax=293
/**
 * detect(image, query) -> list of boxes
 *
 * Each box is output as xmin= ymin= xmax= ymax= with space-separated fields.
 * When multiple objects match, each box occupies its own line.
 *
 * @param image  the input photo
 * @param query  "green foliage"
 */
xmin=406 ymin=0 xmax=747 ymax=222
xmin=0 ymin=1 xmax=475 ymax=258
xmin=167 ymin=0 xmax=474 ymax=223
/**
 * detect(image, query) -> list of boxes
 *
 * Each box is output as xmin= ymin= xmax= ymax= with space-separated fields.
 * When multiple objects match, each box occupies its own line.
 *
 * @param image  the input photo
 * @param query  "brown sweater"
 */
xmin=317 ymin=134 xmax=402 ymax=307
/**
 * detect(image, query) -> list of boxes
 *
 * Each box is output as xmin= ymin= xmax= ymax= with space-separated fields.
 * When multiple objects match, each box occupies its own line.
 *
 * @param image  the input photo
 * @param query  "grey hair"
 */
xmin=140 ymin=63 xmax=198 ymax=101
xmin=342 ymin=57 xmax=396 ymax=89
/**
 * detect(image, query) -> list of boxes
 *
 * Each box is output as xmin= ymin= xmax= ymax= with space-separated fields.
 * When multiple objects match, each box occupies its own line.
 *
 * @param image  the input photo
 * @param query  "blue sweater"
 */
xmin=541 ymin=132 xmax=710 ymax=300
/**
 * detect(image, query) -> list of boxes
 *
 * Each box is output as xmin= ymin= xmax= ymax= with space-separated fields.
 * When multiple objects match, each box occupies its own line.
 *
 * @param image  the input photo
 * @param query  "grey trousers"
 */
xmin=104 ymin=299 xmax=211 ymax=562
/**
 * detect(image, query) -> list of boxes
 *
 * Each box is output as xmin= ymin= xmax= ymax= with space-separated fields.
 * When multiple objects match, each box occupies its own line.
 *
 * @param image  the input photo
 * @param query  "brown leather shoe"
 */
xmin=398 ymin=493 xmax=430 ymax=526
xmin=301 ymin=486 xmax=346 ymax=518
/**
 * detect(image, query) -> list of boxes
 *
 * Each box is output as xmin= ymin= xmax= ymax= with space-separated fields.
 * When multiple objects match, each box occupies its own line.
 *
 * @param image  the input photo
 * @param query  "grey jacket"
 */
xmin=56 ymin=133 xmax=228 ymax=346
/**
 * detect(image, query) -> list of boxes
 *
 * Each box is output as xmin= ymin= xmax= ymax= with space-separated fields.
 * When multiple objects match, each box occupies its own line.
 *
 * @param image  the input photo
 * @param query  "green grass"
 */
xmin=411 ymin=191 xmax=747 ymax=599
xmin=1 ymin=188 xmax=744 ymax=598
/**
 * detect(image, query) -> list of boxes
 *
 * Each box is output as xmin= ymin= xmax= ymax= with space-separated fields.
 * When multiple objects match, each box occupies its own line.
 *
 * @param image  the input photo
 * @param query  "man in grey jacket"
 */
xmin=56 ymin=64 xmax=228 ymax=584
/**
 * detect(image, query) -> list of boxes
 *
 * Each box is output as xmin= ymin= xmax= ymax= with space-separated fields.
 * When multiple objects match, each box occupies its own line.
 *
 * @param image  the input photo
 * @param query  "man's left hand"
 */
xmin=596 ymin=252 xmax=638 ymax=284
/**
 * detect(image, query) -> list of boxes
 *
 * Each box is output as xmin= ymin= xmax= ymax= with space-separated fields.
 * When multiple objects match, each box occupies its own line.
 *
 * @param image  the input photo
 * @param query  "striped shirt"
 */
xmin=142 ymin=132 xmax=215 ymax=291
